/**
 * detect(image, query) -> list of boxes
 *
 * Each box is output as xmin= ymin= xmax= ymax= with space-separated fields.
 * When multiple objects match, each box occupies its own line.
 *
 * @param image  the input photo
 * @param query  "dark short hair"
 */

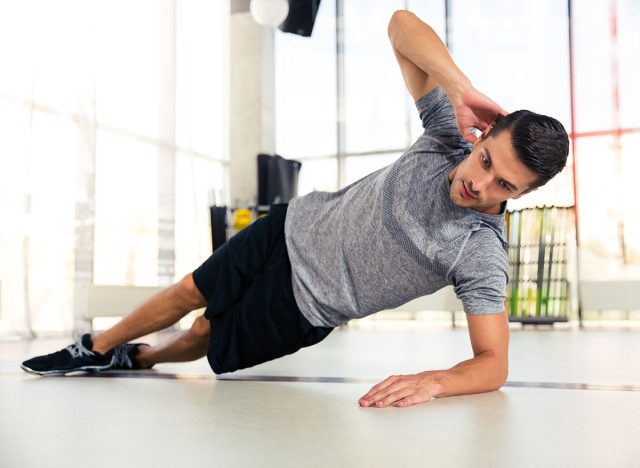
xmin=488 ymin=110 xmax=569 ymax=188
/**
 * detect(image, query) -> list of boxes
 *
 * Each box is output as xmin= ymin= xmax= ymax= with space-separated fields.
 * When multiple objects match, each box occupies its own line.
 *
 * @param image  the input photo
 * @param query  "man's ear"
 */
xmin=513 ymin=187 xmax=538 ymax=199
xmin=473 ymin=126 xmax=493 ymax=148
xmin=472 ymin=131 xmax=485 ymax=148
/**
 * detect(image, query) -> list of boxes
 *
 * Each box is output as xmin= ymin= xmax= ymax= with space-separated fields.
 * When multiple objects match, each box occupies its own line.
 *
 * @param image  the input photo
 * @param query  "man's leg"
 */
xmin=21 ymin=273 xmax=208 ymax=375
xmin=134 ymin=315 xmax=210 ymax=368
xmin=91 ymin=273 xmax=207 ymax=354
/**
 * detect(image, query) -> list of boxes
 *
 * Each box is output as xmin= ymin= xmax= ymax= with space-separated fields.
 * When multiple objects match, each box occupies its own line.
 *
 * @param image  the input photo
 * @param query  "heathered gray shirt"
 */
xmin=284 ymin=87 xmax=509 ymax=328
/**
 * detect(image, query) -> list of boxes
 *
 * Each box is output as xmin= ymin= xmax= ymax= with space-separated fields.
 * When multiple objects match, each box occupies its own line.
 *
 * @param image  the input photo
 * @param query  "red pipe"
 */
xmin=610 ymin=0 xmax=626 ymax=263
xmin=571 ymin=127 xmax=639 ymax=138
xmin=567 ymin=0 xmax=579 ymax=242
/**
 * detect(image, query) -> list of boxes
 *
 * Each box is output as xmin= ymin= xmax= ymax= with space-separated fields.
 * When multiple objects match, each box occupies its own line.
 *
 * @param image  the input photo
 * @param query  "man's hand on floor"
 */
xmin=452 ymin=86 xmax=508 ymax=144
xmin=359 ymin=372 xmax=443 ymax=408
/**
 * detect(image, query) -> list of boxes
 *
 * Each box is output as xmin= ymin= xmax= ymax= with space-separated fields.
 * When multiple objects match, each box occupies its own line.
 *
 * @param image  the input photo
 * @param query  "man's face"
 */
xmin=448 ymin=130 xmax=539 ymax=213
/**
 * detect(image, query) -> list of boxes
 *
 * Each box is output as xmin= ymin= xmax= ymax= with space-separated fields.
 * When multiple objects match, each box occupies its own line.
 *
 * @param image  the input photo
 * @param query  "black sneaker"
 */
xmin=109 ymin=343 xmax=154 ymax=370
xmin=21 ymin=334 xmax=113 ymax=376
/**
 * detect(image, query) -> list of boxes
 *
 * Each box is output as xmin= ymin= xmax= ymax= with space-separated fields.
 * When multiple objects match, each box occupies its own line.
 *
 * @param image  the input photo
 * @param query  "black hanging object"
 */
xmin=279 ymin=0 xmax=322 ymax=37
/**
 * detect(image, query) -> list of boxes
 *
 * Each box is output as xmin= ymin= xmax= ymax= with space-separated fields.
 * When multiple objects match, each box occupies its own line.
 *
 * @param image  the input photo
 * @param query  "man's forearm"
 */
xmin=429 ymin=352 xmax=509 ymax=398
xmin=388 ymin=10 xmax=470 ymax=102
xmin=358 ymin=352 xmax=508 ymax=408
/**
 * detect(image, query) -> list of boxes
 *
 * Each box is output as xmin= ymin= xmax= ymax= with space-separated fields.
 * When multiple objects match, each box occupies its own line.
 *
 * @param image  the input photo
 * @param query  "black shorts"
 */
xmin=192 ymin=204 xmax=333 ymax=374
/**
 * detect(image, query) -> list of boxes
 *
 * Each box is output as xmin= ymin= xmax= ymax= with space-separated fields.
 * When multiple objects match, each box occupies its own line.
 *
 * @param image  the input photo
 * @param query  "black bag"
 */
xmin=257 ymin=154 xmax=301 ymax=210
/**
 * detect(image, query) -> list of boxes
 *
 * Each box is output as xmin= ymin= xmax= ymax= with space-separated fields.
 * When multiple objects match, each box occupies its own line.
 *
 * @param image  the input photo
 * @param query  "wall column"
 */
xmin=229 ymin=11 xmax=276 ymax=207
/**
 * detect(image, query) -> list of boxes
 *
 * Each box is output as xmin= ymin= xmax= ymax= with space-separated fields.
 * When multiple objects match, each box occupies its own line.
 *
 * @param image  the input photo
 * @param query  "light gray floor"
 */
xmin=1 ymin=325 xmax=639 ymax=467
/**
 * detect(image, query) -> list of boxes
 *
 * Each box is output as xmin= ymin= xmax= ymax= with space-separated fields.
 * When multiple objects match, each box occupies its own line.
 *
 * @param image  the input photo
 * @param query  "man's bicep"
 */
xmin=392 ymin=47 xmax=438 ymax=102
xmin=466 ymin=312 xmax=510 ymax=363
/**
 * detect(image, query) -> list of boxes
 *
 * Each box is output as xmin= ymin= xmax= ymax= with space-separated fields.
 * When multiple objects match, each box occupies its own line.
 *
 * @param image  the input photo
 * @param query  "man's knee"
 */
xmin=190 ymin=315 xmax=210 ymax=338
xmin=176 ymin=274 xmax=207 ymax=309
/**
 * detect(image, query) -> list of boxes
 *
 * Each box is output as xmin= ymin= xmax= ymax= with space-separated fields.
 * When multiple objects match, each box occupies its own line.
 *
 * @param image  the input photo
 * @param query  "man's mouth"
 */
xmin=461 ymin=181 xmax=476 ymax=199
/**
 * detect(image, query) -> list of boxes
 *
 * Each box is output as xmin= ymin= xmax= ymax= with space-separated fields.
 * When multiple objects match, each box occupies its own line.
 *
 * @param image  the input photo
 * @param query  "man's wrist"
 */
xmin=443 ymin=76 xmax=472 ymax=106
xmin=424 ymin=354 xmax=509 ymax=398
xmin=420 ymin=371 xmax=447 ymax=398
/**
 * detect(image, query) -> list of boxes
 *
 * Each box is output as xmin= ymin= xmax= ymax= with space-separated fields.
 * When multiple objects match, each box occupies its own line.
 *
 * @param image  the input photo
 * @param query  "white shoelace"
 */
xmin=111 ymin=345 xmax=132 ymax=368
xmin=65 ymin=336 xmax=94 ymax=359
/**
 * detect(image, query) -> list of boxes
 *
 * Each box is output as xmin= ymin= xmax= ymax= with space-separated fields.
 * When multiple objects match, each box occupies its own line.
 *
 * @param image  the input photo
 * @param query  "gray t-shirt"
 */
xmin=284 ymin=87 xmax=509 ymax=328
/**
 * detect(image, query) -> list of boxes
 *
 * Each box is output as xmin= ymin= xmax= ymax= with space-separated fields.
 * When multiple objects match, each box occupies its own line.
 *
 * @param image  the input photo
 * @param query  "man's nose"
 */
xmin=470 ymin=175 xmax=491 ymax=193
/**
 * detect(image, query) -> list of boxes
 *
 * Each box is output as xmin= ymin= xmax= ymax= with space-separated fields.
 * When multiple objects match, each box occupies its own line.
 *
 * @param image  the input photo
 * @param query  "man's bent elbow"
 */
xmin=485 ymin=354 xmax=509 ymax=391
xmin=388 ymin=10 xmax=414 ymax=38
xmin=494 ymin=367 xmax=509 ymax=390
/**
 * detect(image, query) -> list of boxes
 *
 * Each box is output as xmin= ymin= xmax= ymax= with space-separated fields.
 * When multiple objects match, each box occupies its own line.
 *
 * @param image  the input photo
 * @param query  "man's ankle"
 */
xmin=90 ymin=335 xmax=112 ymax=355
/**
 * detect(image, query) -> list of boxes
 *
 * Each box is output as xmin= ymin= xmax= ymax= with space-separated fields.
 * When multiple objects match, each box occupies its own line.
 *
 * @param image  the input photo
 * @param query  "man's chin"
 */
xmin=450 ymin=192 xmax=474 ymax=208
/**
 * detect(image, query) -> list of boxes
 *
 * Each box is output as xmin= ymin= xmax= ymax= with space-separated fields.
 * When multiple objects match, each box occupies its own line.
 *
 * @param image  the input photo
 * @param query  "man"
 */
xmin=21 ymin=11 xmax=568 ymax=409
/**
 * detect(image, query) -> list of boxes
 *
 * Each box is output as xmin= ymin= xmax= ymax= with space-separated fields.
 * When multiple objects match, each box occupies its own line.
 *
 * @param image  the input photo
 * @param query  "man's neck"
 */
xmin=475 ymin=201 xmax=505 ymax=215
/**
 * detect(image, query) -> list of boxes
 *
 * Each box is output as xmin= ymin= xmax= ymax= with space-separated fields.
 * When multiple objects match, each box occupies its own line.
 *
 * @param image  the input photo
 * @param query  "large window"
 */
xmin=275 ymin=0 xmax=337 ymax=161
xmin=0 ymin=0 xmax=229 ymax=335
xmin=571 ymin=0 xmax=640 ymax=280
xmin=274 ymin=0 xmax=640 ymax=286
xmin=343 ymin=0 xmax=407 ymax=154
xmin=275 ymin=0 xmax=444 ymax=193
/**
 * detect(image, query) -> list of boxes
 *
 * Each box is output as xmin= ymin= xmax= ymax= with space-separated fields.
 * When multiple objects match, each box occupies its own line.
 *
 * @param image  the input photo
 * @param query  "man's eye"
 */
xmin=499 ymin=181 xmax=509 ymax=190
xmin=481 ymin=154 xmax=490 ymax=167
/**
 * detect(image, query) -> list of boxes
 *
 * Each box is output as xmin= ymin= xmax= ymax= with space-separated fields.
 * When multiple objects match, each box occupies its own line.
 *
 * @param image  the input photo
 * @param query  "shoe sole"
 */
xmin=20 ymin=363 xmax=113 ymax=376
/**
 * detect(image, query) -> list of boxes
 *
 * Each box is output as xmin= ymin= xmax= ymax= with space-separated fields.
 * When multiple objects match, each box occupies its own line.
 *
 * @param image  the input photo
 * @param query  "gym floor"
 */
xmin=1 ymin=323 xmax=639 ymax=467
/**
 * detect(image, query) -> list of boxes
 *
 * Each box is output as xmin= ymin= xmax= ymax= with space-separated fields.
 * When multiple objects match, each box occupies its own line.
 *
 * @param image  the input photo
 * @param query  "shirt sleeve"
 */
xmin=415 ymin=87 xmax=472 ymax=154
xmin=448 ymin=229 xmax=509 ymax=315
